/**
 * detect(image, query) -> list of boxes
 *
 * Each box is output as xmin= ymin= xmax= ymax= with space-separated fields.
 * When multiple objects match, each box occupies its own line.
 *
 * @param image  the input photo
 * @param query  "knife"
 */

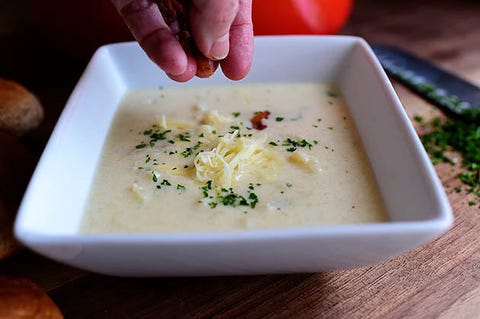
xmin=371 ymin=44 xmax=480 ymax=121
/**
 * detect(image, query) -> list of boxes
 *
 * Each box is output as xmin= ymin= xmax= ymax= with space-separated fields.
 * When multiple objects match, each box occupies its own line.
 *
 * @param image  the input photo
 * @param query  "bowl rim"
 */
xmin=14 ymin=35 xmax=453 ymax=245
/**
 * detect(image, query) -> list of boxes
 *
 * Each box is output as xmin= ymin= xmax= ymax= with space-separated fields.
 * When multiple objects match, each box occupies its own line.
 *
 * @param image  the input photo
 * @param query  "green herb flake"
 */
xmin=161 ymin=179 xmax=171 ymax=186
xmin=181 ymin=141 xmax=203 ymax=158
xmin=269 ymin=141 xmax=278 ymax=146
xmin=177 ymin=184 xmax=186 ymax=191
xmin=135 ymin=142 xmax=147 ymax=149
xmin=468 ymin=201 xmax=477 ymax=206
xmin=275 ymin=117 xmax=284 ymax=122
xmin=178 ymin=133 xmax=191 ymax=142
xmin=413 ymin=115 xmax=424 ymax=123
xmin=326 ymin=90 xmax=337 ymax=98
xmin=232 ymin=112 xmax=241 ymax=118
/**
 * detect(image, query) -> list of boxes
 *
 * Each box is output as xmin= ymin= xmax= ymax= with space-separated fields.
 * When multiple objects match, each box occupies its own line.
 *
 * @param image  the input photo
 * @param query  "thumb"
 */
xmin=190 ymin=0 xmax=239 ymax=60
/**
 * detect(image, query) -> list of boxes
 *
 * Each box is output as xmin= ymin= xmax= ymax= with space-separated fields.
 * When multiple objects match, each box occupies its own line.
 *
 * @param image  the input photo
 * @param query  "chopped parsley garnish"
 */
xmin=232 ymin=112 xmax=241 ymax=118
xmin=200 ymin=180 xmax=213 ymax=198
xmin=200 ymin=182 xmax=260 ymax=209
xmin=152 ymin=172 xmax=158 ymax=182
xmin=161 ymin=179 xmax=171 ymax=186
xmin=181 ymin=141 xmax=202 ymax=158
xmin=176 ymin=184 xmax=186 ymax=191
xmin=414 ymin=115 xmax=424 ymax=123
xmin=269 ymin=141 xmax=278 ymax=146
xmin=281 ymin=138 xmax=313 ymax=152
xmin=135 ymin=126 xmax=172 ymax=149
xmin=417 ymin=115 xmax=480 ymax=199
xmin=286 ymin=182 xmax=293 ymax=188
xmin=275 ymin=117 xmax=284 ymax=122
xmin=178 ymin=133 xmax=191 ymax=142
xmin=326 ymin=90 xmax=338 ymax=98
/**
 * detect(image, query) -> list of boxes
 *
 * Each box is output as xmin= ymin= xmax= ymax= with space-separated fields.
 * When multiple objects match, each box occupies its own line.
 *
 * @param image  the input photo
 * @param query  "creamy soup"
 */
xmin=80 ymin=83 xmax=388 ymax=233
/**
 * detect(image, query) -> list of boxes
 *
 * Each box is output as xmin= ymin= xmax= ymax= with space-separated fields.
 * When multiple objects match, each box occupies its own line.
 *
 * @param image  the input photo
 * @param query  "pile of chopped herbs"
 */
xmin=415 ymin=115 xmax=480 ymax=201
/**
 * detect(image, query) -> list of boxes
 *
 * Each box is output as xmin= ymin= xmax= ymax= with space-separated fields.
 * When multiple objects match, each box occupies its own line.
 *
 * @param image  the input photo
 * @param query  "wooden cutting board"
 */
xmin=1 ymin=0 xmax=479 ymax=318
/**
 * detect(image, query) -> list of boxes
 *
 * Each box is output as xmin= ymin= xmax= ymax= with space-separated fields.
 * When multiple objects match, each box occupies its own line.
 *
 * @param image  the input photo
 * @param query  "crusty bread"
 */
xmin=0 ymin=78 xmax=44 ymax=136
xmin=0 ymin=276 xmax=63 ymax=319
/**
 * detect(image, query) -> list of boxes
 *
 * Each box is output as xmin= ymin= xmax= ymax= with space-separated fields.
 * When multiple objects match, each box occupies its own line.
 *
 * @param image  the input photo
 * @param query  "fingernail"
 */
xmin=210 ymin=33 xmax=229 ymax=60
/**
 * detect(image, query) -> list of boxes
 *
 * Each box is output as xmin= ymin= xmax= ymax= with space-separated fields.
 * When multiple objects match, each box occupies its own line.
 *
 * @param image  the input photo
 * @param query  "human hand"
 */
xmin=112 ymin=0 xmax=253 ymax=82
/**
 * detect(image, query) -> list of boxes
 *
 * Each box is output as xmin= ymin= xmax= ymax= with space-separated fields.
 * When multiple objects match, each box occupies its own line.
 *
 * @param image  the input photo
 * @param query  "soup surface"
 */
xmin=80 ymin=83 xmax=388 ymax=233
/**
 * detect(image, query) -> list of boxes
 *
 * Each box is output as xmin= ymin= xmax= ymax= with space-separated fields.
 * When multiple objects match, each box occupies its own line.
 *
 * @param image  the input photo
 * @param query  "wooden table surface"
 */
xmin=1 ymin=0 xmax=480 ymax=318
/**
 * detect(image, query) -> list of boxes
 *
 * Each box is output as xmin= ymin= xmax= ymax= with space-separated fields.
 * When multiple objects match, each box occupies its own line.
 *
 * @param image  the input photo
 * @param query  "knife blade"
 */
xmin=371 ymin=44 xmax=480 ymax=121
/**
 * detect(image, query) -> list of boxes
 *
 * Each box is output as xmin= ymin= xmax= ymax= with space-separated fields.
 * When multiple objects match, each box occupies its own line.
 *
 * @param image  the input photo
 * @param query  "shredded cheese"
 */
xmin=194 ymin=131 xmax=278 ymax=188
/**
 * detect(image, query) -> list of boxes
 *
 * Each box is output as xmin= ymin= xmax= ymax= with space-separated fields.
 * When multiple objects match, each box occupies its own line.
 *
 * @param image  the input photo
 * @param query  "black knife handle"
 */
xmin=371 ymin=44 xmax=480 ymax=121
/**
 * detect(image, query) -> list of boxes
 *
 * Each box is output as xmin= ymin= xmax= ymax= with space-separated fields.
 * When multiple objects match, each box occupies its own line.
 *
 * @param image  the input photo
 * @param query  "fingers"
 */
xmin=190 ymin=0 xmax=239 ymax=61
xmin=167 ymin=54 xmax=198 ymax=82
xmin=113 ymin=0 xmax=253 ymax=82
xmin=112 ymin=0 xmax=191 ymax=77
xmin=220 ymin=0 xmax=254 ymax=80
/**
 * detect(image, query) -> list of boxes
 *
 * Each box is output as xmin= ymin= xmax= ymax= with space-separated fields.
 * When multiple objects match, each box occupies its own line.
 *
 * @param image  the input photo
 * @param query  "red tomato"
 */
xmin=252 ymin=0 xmax=353 ymax=35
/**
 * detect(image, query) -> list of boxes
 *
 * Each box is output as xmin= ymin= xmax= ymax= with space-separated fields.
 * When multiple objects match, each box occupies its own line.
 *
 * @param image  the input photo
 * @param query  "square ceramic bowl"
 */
xmin=15 ymin=36 xmax=452 ymax=276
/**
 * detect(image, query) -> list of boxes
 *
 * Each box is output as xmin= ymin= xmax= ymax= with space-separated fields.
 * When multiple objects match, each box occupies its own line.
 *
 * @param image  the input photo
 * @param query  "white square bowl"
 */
xmin=14 ymin=36 xmax=452 ymax=276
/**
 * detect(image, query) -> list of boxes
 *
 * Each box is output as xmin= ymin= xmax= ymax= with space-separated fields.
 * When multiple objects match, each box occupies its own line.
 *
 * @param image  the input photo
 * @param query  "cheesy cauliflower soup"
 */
xmin=80 ymin=83 xmax=387 ymax=233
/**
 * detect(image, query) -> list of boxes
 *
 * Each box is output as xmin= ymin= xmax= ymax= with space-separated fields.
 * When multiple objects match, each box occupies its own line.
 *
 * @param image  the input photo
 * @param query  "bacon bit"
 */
xmin=250 ymin=111 xmax=271 ymax=130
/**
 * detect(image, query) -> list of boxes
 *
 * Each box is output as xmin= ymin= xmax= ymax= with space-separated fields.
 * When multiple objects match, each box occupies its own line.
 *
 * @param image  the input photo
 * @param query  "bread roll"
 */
xmin=0 ymin=276 xmax=63 ymax=319
xmin=0 ymin=78 xmax=44 ymax=136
